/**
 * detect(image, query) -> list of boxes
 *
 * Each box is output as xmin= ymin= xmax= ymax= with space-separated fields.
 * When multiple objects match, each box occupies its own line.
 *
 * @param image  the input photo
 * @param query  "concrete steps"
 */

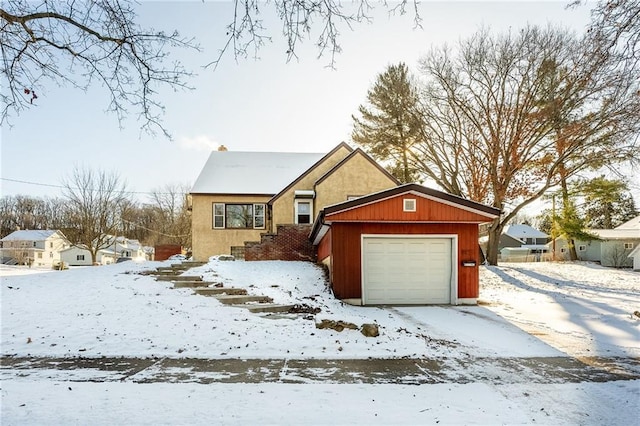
xmin=194 ymin=287 xmax=248 ymax=296
xmin=173 ymin=281 xmax=216 ymax=289
xmin=245 ymin=303 xmax=296 ymax=313
xmin=156 ymin=275 xmax=202 ymax=282
xmin=214 ymin=295 xmax=273 ymax=305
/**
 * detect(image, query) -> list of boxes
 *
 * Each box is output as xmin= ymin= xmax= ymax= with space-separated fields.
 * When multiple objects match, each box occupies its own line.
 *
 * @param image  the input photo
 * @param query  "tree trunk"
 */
xmin=90 ymin=249 xmax=97 ymax=266
xmin=485 ymin=219 xmax=504 ymax=265
xmin=559 ymin=169 xmax=578 ymax=261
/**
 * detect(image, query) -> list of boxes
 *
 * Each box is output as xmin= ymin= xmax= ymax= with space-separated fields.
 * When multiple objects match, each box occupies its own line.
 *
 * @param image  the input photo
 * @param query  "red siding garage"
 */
xmin=310 ymin=184 xmax=500 ymax=305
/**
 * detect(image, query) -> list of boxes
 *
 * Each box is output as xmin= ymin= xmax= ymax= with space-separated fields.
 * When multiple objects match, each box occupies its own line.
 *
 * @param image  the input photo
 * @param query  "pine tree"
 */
xmin=581 ymin=177 xmax=638 ymax=228
xmin=352 ymin=63 xmax=422 ymax=183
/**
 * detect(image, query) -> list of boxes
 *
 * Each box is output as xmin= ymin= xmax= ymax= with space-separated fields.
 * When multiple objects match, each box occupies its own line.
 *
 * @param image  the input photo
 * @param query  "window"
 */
xmin=295 ymin=200 xmax=312 ymax=224
xmin=560 ymin=248 xmax=567 ymax=253
xmin=50 ymin=242 xmax=53 ymax=248
xmin=213 ymin=203 xmax=265 ymax=229
xmin=624 ymin=243 xmax=634 ymax=250
xmin=49 ymin=252 xmax=53 ymax=258
xmin=33 ymin=241 xmax=37 ymax=247
xmin=403 ymin=198 xmax=416 ymax=212
xmin=37 ymin=252 xmax=43 ymax=259
xmin=578 ymin=245 xmax=586 ymax=252
xmin=77 ymin=255 xmax=85 ymax=261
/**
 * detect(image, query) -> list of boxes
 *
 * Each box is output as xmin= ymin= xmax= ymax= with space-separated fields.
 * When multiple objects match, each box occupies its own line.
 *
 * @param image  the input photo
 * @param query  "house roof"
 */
xmin=1 ymin=230 xmax=62 ymax=241
xmin=503 ymin=224 xmax=548 ymax=240
xmin=588 ymin=229 xmax=640 ymax=240
xmin=616 ymin=215 xmax=640 ymax=230
xmin=310 ymin=183 xmax=501 ymax=244
xmin=190 ymin=150 xmax=326 ymax=195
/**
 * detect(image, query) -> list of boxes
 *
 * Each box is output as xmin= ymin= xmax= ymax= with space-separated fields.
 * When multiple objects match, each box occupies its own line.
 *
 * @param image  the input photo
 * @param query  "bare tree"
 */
xmin=1 ymin=0 xmax=198 ymax=136
xmin=211 ymin=0 xmax=421 ymax=69
xmin=62 ymin=167 xmax=129 ymax=264
xmin=413 ymin=25 xmax=640 ymax=265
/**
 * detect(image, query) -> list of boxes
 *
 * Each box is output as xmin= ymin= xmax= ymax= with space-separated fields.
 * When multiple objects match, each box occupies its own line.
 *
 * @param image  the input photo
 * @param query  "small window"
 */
xmin=403 ymin=199 xmax=416 ymax=212
xmin=578 ymin=245 xmax=586 ymax=252
xmin=296 ymin=201 xmax=312 ymax=224
xmin=624 ymin=243 xmax=634 ymax=250
xmin=560 ymin=248 xmax=567 ymax=253
xmin=213 ymin=203 xmax=225 ymax=229
xmin=37 ymin=252 xmax=43 ymax=259
xmin=50 ymin=242 xmax=53 ymax=248
xmin=49 ymin=252 xmax=53 ymax=258
xmin=33 ymin=241 xmax=37 ymax=247
xmin=254 ymin=204 xmax=265 ymax=229
xmin=77 ymin=255 xmax=85 ymax=261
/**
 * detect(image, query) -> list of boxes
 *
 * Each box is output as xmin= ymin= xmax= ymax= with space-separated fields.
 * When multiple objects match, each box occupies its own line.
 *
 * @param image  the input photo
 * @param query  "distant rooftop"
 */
xmin=616 ymin=215 xmax=640 ymax=230
xmin=1 ymin=230 xmax=61 ymax=241
xmin=190 ymin=151 xmax=326 ymax=195
xmin=503 ymin=224 xmax=548 ymax=240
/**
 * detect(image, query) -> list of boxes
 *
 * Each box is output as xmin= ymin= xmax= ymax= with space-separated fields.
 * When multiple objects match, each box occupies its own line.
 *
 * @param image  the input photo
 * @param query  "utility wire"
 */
xmin=1 ymin=177 xmax=189 ymax=196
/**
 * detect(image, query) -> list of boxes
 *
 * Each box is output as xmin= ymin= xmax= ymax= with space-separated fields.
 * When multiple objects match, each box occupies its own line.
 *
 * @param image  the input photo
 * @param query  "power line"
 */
xmin=0 ymin=177 xmax=189 ymax=196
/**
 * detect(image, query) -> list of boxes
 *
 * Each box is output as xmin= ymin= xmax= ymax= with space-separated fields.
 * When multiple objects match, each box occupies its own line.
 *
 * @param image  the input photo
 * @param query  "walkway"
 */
xmin=2 ymin=355 xmax=638 ymax=384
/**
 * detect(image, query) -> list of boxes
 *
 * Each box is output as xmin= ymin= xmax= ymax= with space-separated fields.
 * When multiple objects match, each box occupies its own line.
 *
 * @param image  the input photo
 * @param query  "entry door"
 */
xmin=362 ymin=237 xmax=452 ymax=305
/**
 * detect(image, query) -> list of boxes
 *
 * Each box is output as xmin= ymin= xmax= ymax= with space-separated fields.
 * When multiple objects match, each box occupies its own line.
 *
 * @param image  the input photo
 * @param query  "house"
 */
xmin=549 ymin=215 xmax=640 ymax=267
xmin=310 ymin=184 xmax=500 ymax=305
xmin=190 ymin=143 xmax=400 ymax=261
xmin=498 ymin=224 xmax=550 ymax=262
xmin=628 ymin=245 xmax=640 ymax=271
xmin=0 ymin=230 xmax=70 ymax=267
xmin=60 ymin=236 xmax=148 ymax=266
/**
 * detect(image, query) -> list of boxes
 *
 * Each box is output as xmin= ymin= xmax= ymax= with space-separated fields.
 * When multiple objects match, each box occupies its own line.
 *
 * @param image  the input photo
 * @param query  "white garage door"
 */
xmin=362 ymin=237 xmax=453 ymax=305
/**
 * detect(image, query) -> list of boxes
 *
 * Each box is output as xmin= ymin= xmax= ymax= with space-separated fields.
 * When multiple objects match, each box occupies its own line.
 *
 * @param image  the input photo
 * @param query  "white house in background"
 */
xmin=60 ymin=235 xmax=149 ymax=266
xmin=487 ymin=224 xmax=550 ymax=262
xmin=0 ymin=230 xmax=71 ymax=267
xmin=628 ymin=245 xmax=640 ymax=271
xmin=550 ymin=215 xmax=640 ymax=268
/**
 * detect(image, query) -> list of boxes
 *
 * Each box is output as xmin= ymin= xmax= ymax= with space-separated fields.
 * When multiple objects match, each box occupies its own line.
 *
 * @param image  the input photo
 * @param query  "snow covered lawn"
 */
xmin=2 ymin=260 xmax=639 ymax=425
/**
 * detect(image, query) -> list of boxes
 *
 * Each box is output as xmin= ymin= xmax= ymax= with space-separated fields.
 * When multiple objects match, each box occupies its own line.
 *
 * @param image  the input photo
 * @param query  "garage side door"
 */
xmin=362 ymin=237 xmax=452 ymax=305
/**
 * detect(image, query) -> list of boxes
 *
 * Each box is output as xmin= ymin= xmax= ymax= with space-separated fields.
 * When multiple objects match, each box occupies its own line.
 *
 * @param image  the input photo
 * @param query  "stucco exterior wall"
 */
xmin=191 ymin=194 xmax=272 ymax=261
xmin=270 ymin=145 xmax=352 ymax=227
xmin=314 ymin=153 xmax=397 ymax=216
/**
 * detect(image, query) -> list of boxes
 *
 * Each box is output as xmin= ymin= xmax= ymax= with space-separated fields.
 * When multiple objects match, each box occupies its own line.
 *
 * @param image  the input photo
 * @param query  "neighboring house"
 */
xmin=498 ymin=224 xmax=550 ymax=262
xmin=628 ymin=244 xmax=640 ymax=271
xmin=549 ymin=215 xmax=640 ymax=267
xmin=0 ymin=230 xmax=70 ymax=267
xmin=60 ymin=235 xmax=148 ymax=266
xmin=310 ymin=184 xmax=500 ymax=305
xmin=190 ymin=142 xmax=400 ymax=260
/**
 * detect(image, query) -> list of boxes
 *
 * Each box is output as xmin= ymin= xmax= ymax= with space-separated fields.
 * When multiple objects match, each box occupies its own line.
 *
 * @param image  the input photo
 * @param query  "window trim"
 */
xmin=213 ymin=202 xmax=266 ymax=230
xmin=295 ymin=199 xmax=313 ymax=225
xmin=624 ymin=242 xmax=634 ymax=250
xmin=578 ymin=245 xmax=586 ymax=252
xmin=403 ymin=198 xmax=416 ymax=212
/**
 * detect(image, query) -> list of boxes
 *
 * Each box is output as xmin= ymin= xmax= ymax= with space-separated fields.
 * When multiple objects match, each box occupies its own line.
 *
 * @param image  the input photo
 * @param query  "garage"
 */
xmin=310 ymin=184 xmax=500 ymax=306
xmin=362 ymin=236 xmax=454 ymax=304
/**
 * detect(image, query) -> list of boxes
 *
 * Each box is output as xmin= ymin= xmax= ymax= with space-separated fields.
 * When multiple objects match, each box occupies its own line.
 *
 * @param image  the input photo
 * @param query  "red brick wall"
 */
xmin=244 ymin=225 xmax=316 ymax=262
xmin=154 ymin=244 xmax=182 ymax=261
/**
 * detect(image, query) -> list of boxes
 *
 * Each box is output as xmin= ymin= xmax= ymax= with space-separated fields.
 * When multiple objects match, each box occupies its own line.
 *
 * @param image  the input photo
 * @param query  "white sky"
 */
xmin=0 ymin=1 xmax=602 ymax=202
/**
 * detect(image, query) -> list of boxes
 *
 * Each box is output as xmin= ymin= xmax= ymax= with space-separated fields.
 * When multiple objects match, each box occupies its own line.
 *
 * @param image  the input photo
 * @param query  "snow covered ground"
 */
xmin=1 ymin=259 xmax=639 ymax=425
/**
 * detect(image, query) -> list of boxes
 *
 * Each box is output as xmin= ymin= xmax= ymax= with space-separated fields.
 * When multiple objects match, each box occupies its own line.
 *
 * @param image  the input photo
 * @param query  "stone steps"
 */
xmin=155 ymin=275 xmax=202 ymax=282
xmin=194 ymin=287 xmax=248 ymax=296
xmin=214 ymin=295 xmax=273 ymax=305
xmin=245 ymin=303 xmax=296 ymax=313
xmin=173 ymin=281 xmax=216 ymax=289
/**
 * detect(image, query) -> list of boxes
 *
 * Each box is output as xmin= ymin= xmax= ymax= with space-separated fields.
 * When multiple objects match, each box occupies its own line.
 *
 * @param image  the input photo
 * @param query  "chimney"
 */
xmin=218 ymin=145 xmax=228 ymax=151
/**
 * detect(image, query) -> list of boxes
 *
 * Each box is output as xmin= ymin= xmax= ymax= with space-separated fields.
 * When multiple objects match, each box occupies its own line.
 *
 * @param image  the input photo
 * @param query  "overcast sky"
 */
xmin=3 ymin=1 xmax=616 ymax=204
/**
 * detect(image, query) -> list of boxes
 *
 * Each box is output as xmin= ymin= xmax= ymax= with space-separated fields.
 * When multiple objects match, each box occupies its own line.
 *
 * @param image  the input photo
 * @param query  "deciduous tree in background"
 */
xmin=352 ymin=62 xmax=422 ymax=183
xmin=410 ymin=25 xmax=639 ymax=265
xmin=62 ymin=167 xmax=130 ymax=265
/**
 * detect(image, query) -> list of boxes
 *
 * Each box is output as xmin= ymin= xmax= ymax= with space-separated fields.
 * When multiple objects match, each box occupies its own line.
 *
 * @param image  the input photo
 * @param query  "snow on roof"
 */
xmin=616 ymin=215 xmax=640 ymax=230
xmin=589 ymin=228 xmax=640 ymax=240
xmin=190 ymin=151 xmax=326 ymax=195
xmin=503 ymin=224 xmax=548 ymax=240
xmin=1 ymin=230 xmax=60 ymax=241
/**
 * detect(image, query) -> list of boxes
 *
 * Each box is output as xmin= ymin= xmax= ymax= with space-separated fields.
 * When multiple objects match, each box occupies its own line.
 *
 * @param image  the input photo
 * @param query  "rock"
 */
xmin=361 ymin=323 xmax=379 ymax=337
xmin=315 ymin=319 xmax=358 ymax=332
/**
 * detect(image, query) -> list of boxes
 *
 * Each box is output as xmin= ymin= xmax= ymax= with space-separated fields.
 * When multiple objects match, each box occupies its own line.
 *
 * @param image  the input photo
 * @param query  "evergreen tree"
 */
xmin=580 ymin=177 xmax=638 ymax=228
xmin=352 ymin=63 xmax=422 ymax=183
